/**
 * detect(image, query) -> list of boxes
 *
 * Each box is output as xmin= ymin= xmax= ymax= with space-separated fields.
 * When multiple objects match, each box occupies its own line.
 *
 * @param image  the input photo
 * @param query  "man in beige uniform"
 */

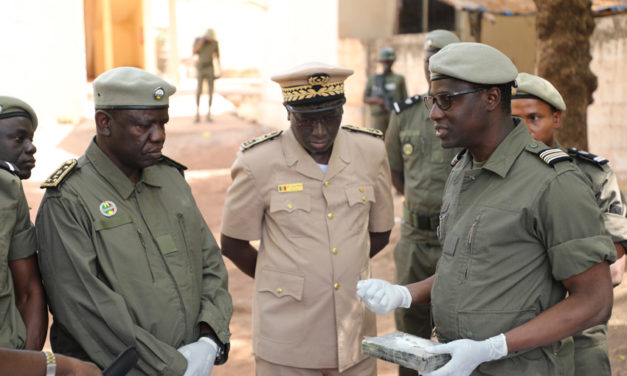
xmin=221 ymin=62 xmax=395 ymax=376
xmin=511 ymin=72 xmax=627 ymax=376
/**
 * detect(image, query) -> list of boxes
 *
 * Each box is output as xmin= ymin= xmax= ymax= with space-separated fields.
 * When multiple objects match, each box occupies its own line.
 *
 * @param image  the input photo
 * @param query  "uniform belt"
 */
xmin=403 ymin=205 xmax=439 ymax=231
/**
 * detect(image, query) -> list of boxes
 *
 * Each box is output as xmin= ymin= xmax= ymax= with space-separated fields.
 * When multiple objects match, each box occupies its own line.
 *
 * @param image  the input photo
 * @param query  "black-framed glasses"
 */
xmin=292 ymin=110 xmax=343 ymax=128
xmin=423 ymin=88 xmax=486 ymax=111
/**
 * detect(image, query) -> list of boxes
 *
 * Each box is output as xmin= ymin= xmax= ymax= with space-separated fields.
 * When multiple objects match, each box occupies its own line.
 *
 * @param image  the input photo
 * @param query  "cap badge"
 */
xmin=154 ymin=87 xmax=165 ymax=100
xmin=308 ymin=74 xmax=330 ymax=91
xmin=403 ymin=143 xmax=413 ymax=155
xmin=99 ymin=201 xmax=117 ymax=217
xmin=511 ymin=86 xmax=517 ymax=95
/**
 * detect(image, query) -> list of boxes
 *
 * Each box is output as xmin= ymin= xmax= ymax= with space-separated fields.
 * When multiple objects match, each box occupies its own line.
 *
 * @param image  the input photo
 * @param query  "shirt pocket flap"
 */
xmin=345 ymin=185 xmax=375 ymax=206
xmin=156 ymin=234 xmax=178 ymax=255
xmin=442 ymin=234 xmax=459 ymax=256
xmin=269 ymin=192 xmax=311 ymax=214
xmin=93 ymin=214 xmax=134 ymax=231
xmin=257 ymin=268 xmax=304 ymax=301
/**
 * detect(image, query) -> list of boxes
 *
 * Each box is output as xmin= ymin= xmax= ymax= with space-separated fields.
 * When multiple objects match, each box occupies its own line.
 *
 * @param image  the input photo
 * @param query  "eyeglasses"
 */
xmin=292 ymin=111 xmax=342 ymax=128
xmin=423 ymin=88 xmax=486 ymax=111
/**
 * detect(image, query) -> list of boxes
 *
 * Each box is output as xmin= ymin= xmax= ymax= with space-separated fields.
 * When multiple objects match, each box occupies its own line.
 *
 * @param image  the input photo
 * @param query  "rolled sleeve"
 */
xmin=547 ymin=235 xmax=615 ymax=280
xmin=539 ymin=172 xmax=616 ymax=281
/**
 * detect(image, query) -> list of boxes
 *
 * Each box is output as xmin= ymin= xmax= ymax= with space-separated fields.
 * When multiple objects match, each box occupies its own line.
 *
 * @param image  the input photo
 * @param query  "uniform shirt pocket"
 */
xmin=345 ymin=185 xmax=375 ymax=207
xmin=269 ymin=192 xmax=312 ymax=238
xmin=256 ymin=267 xmax=306 ymax=343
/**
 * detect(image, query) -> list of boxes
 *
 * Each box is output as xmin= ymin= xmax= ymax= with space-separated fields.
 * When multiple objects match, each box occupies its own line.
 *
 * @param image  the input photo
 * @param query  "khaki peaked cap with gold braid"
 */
xmin=271 ymin=62 xmax=353 ymax=113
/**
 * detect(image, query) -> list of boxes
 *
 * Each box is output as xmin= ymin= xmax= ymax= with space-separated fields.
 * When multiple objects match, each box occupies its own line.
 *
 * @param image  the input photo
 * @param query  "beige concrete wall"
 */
xmin=588 ymin=14 xmax=627 ymax=187
xmin=0 ymin=0 xmax=88 ymax=123
xmin=480 ymin=14 xmax=536 ymax=74
xmin=339 ymin=0 xmax=396 ymax=39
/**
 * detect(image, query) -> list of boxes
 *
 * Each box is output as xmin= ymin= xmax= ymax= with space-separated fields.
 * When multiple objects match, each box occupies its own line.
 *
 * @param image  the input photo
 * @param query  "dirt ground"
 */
xmin=22 ymin=111 xmax=627 ymax=375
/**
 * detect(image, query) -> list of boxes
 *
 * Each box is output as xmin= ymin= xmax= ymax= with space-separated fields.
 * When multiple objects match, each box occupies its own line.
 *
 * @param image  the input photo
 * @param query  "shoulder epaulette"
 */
xmin=0 ymin=160 xmax=20 ymax=176
xmin=538 ymin=148 xmax=572 ymax=166
xmin=567 ymin=147 xmax=608 ymax=167
xmin=450 ymin=149 xmax=467 ymax=167
xmin=41 ymin=159 xmax=78 ymax=188
xmin=393 ymin=94 xmax=422 ymax=114
xmin=241 ymin=130 xmax=283 ymax=151
xmin=341 ymin=125 xmax=383 ymax=138
xmin=159 ymin=155 xmax=188 ymax=172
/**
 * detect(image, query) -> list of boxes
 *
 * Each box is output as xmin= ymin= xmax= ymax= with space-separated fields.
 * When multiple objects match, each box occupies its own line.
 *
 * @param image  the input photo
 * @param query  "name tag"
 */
xmin=278 ymin=183 xmax=303 ymax=192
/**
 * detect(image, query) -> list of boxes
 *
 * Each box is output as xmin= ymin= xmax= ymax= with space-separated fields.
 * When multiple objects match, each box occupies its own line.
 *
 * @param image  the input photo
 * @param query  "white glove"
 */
xmin=177 ymin=337 xmax=218 ymax=376
xmin=422 ymin=333 xmax=508 ymax=376
xmin=356 ymin=278 xmax=412 ymax=314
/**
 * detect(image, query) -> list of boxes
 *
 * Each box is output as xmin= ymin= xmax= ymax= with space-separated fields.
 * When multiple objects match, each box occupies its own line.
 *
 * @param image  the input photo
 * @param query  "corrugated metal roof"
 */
xmin=437 ymin=0 xmax=627 ymax=15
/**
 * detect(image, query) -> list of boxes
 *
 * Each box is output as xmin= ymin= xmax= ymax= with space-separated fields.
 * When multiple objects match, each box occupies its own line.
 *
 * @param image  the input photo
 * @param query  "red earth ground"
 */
xmin=22 ymin=111 xmax=627 ymax=375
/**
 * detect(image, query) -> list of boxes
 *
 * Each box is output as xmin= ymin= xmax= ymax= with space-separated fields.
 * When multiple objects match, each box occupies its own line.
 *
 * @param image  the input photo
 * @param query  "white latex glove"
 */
xmin=177 ymin=337 xmax=218 ymax=376
xmin=356 ymin=278 xmax=412 ymax=314
xmin=422 ymin=334 xmax=508 ymax=376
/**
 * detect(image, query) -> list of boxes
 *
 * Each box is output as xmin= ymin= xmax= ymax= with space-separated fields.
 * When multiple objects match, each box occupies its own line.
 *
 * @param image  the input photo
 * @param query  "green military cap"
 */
xmin=429 ymin=42 xmax=518 ymax=84
xmin=0 ymin=96 xmax=38 ymax=130
xmin=513 ymin=72 xmax=566 ymax=111
xmin=379 ymin=47 xmax=396 ymax=62
xmin=93 ymin=67 xmax=176 ymax=110
xmin=271 ymin=61 xmax=354 ymax=113
xmin=424 ymin=29 xmax=460 ymax=52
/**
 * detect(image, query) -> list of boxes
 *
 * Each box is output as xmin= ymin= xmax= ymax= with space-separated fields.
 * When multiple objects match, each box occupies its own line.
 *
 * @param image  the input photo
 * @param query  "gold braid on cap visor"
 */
xmin=281 ymin=79 xmax=345 ymax=103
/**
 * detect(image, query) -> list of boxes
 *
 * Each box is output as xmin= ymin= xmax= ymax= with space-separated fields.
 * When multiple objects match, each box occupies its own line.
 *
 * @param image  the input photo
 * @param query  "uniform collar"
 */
xmin=86 ymin=138 xmax=162 ymax=199
xmin=282 ymin=128 xmax=351 ymax=181
xmin=467 ymin=117 xmax=533 ymax=178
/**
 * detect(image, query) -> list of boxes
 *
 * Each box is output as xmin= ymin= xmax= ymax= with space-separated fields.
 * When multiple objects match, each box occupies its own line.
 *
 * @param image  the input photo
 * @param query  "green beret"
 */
xmin=93 ymin=67 xmax=176 ymax=110
xmin=429 ymin=42 xmax=518 ymax=85
xmin=0 ymin=96 xmax=38 ymax=130
xmin=424 ymin=30 xmax=460 ymax=52
xmin=513 ymin=73 xmax=566 ymax=111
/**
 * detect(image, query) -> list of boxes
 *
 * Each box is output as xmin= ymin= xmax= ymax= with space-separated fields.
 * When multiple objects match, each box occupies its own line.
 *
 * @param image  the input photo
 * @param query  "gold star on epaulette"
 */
xmin=41 ymin=159 xmax=77 ymax=188
xmin=341 ymin=125 xmax=383 ymax=138
xmin=538 ymin=148 xmax=572 ymax=166
xmin=241 ymin=130 xmax=283 ymax=151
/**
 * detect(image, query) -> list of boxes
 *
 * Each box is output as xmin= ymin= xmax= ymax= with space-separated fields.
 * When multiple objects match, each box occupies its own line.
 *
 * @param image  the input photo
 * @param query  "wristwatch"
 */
xmin=201 ymin=333 xmax=229 ymax=365
xmin=43 ymin=350 xmax=56 ymax=376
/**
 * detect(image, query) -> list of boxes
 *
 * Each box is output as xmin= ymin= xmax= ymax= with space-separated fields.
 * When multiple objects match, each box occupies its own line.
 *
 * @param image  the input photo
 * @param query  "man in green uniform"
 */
xmin=0 ymin=97 xmax=47 ymax=351
xmin=511 ymin=72 xmax=627 ymax=376
xmin=357 ymin=43 xmax=615 ymax=376
xmin=363 ymin=47 xmax=407 ymax=135
xmin=36 ymin=67 xmax=232 ymax=376
xmin=193 ymin=28 xmax=221 ymax=123
xmin=385 ymin=30 xmax=459 ymax=376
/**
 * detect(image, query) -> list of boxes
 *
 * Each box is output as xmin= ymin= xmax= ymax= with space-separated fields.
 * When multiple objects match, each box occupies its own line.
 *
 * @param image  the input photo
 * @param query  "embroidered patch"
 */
xmin=278 ymin=183 xmax=303 ymax=192
xmin=402 ymin=143 xmax=413 ymax=155
xmin=99 ymin=201 xmax=118 ymax=217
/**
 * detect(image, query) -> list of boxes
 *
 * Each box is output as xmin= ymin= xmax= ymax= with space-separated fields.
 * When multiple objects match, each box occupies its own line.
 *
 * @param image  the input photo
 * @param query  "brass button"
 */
xmin=324 ymin=181 xmax=331 ymax=187
xmin=361 ymin=196 xmax=366 ymax=201
xmin=287 ymin=203 xmax=293 ymax=209
xmin=332 ymin=247 xmax=339 ymax=255
xmin=334 ymin=282 xmax=340 ymax=290
xmin=327 ymin=212 xmax=334 ymax=220
xmin=276 ymin=288 xmax=283 ymax=294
